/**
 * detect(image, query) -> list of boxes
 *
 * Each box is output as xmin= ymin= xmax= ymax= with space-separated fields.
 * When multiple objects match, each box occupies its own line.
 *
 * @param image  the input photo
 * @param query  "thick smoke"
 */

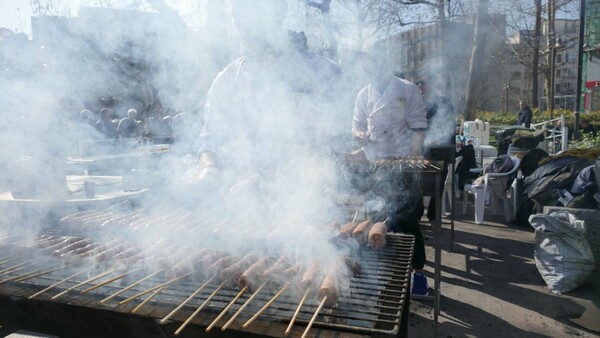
xmin=0 ymin=0 xmax=453 ymax=298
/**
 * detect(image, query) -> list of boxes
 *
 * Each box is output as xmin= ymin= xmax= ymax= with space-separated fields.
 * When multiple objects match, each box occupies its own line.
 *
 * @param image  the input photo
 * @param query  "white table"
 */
xmin=0 ymin=175 xmax=149 ymax=208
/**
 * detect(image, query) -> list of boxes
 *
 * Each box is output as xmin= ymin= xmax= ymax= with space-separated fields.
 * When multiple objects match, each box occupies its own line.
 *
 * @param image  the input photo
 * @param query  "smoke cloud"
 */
xmin=0 ymin=0 xmax=454 ymax=302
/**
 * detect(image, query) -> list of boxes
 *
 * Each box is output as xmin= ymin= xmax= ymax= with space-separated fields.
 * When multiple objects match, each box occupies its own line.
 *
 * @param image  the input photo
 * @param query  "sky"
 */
xmin=0 ymin=0 xmax=200 ymax=36
xmin=0 ymin=0 xmax=33 ymax=34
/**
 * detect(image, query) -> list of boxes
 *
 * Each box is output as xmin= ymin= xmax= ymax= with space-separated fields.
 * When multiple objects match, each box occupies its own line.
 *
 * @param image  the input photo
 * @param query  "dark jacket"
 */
xmin=517 ymin=106 xmax=532 ymax=128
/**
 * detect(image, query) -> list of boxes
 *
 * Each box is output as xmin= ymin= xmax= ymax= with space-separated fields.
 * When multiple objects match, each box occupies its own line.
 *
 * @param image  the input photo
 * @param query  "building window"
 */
xmin=556 ymin=84 xmax=561 ymax=93
xmin=565 ymin=53 xmax=569 ymax=62
xmin=556 ymin=69 xmax=561 ymax=78
xmin=557 ymin=54 xmax=562 ymax=63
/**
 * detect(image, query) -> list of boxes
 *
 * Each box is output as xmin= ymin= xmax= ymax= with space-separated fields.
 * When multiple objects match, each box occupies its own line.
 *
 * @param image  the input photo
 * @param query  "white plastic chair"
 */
xmin=441 ymin=156 xmax=462 ymax=215
xmin=462 ymin=156 xmax=521 ymax=224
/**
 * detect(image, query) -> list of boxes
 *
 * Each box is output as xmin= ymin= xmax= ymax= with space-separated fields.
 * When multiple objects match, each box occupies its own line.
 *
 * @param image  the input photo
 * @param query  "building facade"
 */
xmin=378 ymin=14 xmax=508 ymax=115
xmin=538 ymin=19 xmax=580 ymax=111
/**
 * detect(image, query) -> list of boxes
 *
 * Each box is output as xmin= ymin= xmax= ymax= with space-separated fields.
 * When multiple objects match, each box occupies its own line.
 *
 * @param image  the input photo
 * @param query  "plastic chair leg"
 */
xmin=472 ymin=186 xmax=485 ymax=224
xmin=462 ymin=186 xmax=470 ymax=216
xmin=502 ymin=195 xmax=511 ymax=223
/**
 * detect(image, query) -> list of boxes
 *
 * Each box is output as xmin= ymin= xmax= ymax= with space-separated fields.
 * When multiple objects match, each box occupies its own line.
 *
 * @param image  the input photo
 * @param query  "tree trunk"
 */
xmin=464 ymin=0 xmax=489 ymax=121
xmin=531 ymin=0 xmax=542 ymax=109
xmin=544 ymin=0 xmax=556 ymax=112
xmin=306 ymin=0 xmax=337 ymax=58
xmin=437 ymin=0 xmax=450 ymax=98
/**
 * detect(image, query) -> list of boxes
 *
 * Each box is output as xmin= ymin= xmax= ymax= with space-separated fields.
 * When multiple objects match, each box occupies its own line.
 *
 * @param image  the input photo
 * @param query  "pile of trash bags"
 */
xmin=517 ymin=150 xmax=600 ymax=228
xmin=530 ymin=211 xmax=595 ymax=294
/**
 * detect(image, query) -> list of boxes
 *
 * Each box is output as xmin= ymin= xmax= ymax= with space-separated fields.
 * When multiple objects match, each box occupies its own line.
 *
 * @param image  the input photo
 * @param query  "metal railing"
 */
xmin=530 ymin=115 xmax=568 ymax=155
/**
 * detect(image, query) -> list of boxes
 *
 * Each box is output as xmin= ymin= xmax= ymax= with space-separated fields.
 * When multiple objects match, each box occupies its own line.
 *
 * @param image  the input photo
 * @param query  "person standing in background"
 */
xmin=117 ymin=108 xmax=142 ymax=140
xmin=517 ymin=99 xmax=532 ymax=128
xmin=579 ymin=119 xmax=597 ymax=137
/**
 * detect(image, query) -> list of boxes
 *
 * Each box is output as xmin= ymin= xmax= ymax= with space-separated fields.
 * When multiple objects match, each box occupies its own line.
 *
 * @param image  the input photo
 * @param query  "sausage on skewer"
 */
xmin=317 ymin=273 xmax=338 ymax=307
xmin=298 ymin=260 xmax=320 ymax=290
xmin=238 ymin=256 xmax=273 ymax=291
xmin=338 ymin=221 xmax=359 ymax=239
xmin=352 ymin=220 xmax=372 ymax=245
xmin=368 ymin=221 xmax=387 ymax=250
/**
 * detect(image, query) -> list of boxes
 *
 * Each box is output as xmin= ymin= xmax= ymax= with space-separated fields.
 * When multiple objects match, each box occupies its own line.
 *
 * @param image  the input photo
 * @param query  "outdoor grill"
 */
xmin=0 ymin=229 xmax=414 ymax=338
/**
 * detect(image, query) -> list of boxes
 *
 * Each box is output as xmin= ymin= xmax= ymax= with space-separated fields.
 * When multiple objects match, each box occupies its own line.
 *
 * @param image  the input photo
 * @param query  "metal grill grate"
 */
xmin=0 ymin=233 xmax=414 ymax=337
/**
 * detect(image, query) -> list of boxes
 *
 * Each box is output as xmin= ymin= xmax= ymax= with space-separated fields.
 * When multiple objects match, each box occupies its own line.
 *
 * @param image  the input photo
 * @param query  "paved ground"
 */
xmin=410 ymin=206 xmax=600 ymax=337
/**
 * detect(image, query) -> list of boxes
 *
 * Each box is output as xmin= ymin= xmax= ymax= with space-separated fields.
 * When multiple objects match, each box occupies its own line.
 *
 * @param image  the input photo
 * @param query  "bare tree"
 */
xmin=465 ymin=0 xmax=490 ymax=120
xmin=305 ymin=0 xmax=338 ymax=57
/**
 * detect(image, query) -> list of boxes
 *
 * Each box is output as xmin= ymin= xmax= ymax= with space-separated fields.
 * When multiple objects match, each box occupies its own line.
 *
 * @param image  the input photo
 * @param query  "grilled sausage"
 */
xmin=261 ymin=255 xmax=290 ymax=280
xmin=282 ymin=263 xmax=302 ymax=278
xmin=368 ymin=221 xmax=387 ymax=250
xmin=70 ymin=243 xmax=100 ymax=256
xmin=206 ymin=256 xmax=234 ymax=278
xmin=219 ymin=253 xmax=259 ymax=282
xmin=352 ymin=220 xmax=372 ymax=245
xmin=298 ymin=260 xmax=320 ymax=290
xmin=237 ymin=256 xmax=273 ymax=291
xmin=317 ymin=273 xmax=338 ymax=307
xmin=338 ymin=221 xmax=359 ymax=239
xmin=53 ymin=238 xmax=94 ymax=256
xmin=43 ymin=236 xmax=80 ymax=252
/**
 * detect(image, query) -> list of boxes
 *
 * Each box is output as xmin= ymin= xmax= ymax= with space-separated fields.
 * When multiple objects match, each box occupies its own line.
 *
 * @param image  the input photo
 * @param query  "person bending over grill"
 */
xmin=350 ymin=56 xmax=429 ymax=296
xmin=183 ymin=0 xmax=341 ymax=206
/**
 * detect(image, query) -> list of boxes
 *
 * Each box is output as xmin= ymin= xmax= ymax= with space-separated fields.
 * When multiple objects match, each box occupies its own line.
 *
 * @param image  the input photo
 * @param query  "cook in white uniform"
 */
xmin=350 ymin=57 xmax=430 ymax=295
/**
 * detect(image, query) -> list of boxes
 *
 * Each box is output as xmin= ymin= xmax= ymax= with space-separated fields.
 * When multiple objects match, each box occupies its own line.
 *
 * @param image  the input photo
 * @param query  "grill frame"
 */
xmin=0 ymin=233 xmax=414 ymax=338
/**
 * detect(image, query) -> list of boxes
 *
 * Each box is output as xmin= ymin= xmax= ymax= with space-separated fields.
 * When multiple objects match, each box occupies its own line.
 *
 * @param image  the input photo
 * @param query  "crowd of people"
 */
xmin=76 ymin=104 xmax=196 ymax=147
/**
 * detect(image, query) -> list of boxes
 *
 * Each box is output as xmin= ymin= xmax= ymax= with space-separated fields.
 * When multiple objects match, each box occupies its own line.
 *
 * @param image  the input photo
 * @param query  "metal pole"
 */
xmin=550 ymin=44 xmax=556 ymax=119
xmin=505 ymin=82 xmax=510 ymax=113
xmin=575 ymin=0 xmax=586 ymax=140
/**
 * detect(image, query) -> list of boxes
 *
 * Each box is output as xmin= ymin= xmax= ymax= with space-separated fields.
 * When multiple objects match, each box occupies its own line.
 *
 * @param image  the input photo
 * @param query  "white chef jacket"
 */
xmin=352 ymin=77 xmax=428 ymax=160
xmin=200 ymin=50 xmax=341 ymax=175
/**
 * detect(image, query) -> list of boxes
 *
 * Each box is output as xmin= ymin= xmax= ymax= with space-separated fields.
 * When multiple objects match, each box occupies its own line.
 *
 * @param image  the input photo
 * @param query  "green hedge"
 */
xmin=474 ymin=110 xmax=600 ymax=127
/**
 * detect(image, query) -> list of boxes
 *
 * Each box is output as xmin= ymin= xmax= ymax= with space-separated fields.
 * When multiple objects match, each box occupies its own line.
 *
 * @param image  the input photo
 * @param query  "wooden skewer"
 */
xmin=82 ymin=268 xmax=140 ymax=293
xmin=243 ymin=283 xmax=289 ymax=329
xmin=119 ymin=272 xmax=192 ymax=305
xmin=131 ymin=287 xmax=164 ymax=314
xmin=99 ymin=268 xmax=166 ymax=304
xmin=0 ymin=255 xmax=19 ymax=265
xmin=285 ymin=289 xmax=310 ymax=336
xmin=174 ymin=280 xmax=227 ymax=336
xmin=351 ymin=211 xmax=358 ymax=223
xmin=205 ymin=286 xmax=248 ymax=332
xmin=0 ymin=259 xmax=39 ymax=276
xmin=11 ymin=263 xmax=75 ymax=283
xmin=0 ymin=258 xmax=50 ymax=280
xmin=300 ymin=296 xmax=328 ymax=338
xmin=52 ymin=267 xmax=121 ymax=300
xmin=160 ymin=277 xmax=214 ymax=324
xmin=431 ymin=164 xmax=441 ymax=171
xmin=221 ymin=282 xmax=268 ymax=331
xmin=28 ymin=268 xmax=88 ymax=299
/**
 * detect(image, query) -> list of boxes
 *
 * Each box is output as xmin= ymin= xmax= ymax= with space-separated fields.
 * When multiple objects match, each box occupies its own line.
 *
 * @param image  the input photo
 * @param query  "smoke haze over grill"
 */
xmin=0 ymin=0 xmax=453 ymax=297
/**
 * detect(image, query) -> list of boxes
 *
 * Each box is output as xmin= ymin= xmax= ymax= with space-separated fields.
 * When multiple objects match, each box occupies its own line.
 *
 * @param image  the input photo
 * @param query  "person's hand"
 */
xmin=344 ymin=148 xmax=368 ymax=164
xmin=182 ymin=165 xmax=221 ymax=192
xmin=353 ymin=131 xmax=370 ymax=145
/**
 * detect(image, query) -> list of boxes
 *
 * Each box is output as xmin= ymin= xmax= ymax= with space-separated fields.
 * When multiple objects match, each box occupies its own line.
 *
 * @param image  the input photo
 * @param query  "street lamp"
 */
xmin=549 ymin=37 xmax=564 ymax=119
